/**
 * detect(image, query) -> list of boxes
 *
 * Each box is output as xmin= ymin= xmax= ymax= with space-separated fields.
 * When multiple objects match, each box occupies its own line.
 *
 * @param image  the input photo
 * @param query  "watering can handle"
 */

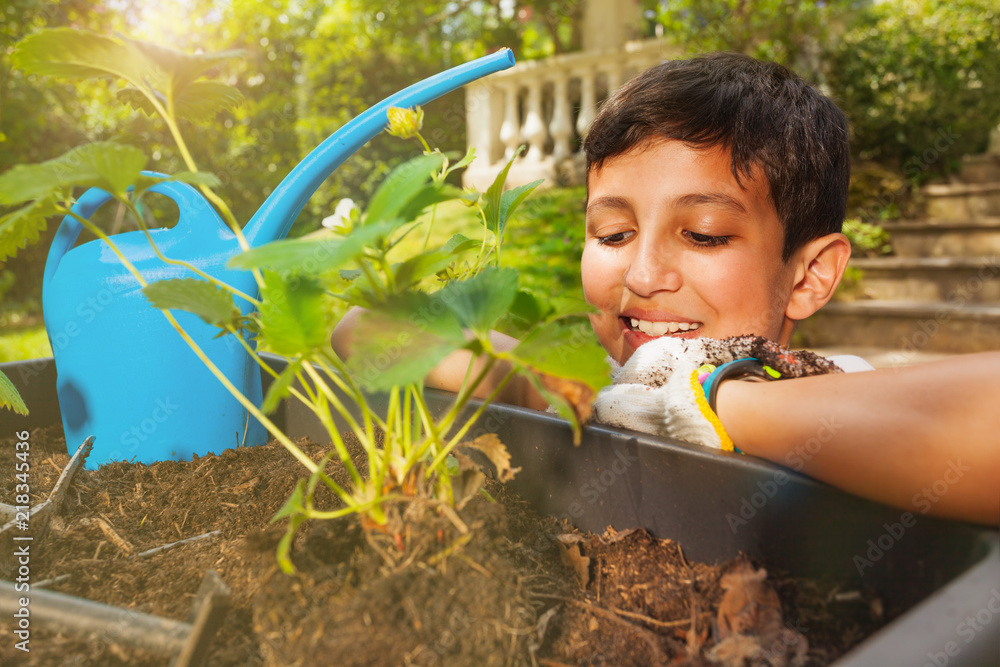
xmin=42 ymin=177 xmax=223 ymax=295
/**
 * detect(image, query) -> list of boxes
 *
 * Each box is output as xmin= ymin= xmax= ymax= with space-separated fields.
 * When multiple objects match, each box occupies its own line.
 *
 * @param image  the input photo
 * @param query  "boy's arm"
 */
xmin=716 ymin=353 xmax=1000 ymax=525
xmin=331 ymin=306 xmax=550 ymax=411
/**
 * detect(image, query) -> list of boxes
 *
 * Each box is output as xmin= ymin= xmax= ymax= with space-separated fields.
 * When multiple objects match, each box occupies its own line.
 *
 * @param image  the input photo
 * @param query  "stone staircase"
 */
xmin=797 ymin=153 xmax=1000 ymax=366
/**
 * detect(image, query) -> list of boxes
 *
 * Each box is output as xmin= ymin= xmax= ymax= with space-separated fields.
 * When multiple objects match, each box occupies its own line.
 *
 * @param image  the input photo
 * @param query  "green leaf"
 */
xmin=275 ymin=513 xmax=306 ymax=575
xmin=347 ymin=292 xmax=467 ymax=391
xmin=116 ymin=87 xmax=157 ymax=115
xmin=166 ymin=171 xmax=223 ymax=188
xmin=444 ymin=147 xmax=476 ymax=176
xmin=0 ymin=141 xmax=147 ymax=204
xmin=126 ymin=36 xmax=243 ymax=91
xmin=0 ymin=369 xmax=28 ymax=416
xmin=228 ymin=221 xmax=395 ymax=273
xmin=118 ymin=81 xmax=243 ymax=120
xmin=262 ymin=359 xmax=303 ymax=414
xmin=443 ymin=233 xmax=479 ymax=256
xmin=510 ymin=321 xmax=611 ymax=393
xmin=12 ymin=28 xmax=156 ymax=86
xmin=339 ymin=269 xmax=362 ymax=281
xmin=438 ymin=267 xmax=519 ymax=335
xmin=0 ymin=197 xmax=61 ymax=263
xmin=14 ymin=29 xmax=243 ymax=124
xmin=549 ymin=295 xmax=599 ymax=319
xmin=173 ymin=81 xmax=244 ymax=120
xmin=393 ymin=247 xmax=455 ymax=290
xmin=142 ymin=278 xmax=241 ymax=327
xmin=493 ymin=179 xmax=544 ymax=238
xmin=258 ymin=272 xmax=334 ymax=356
xmin=397 ymin=183 xmax=462 ymax=223
xmin=271 ymin=478 xmax=307 ymax=523
xmin=364 ymin=153 xmax=446 ymax=226
xmin=482 ymin=145 xmax=523 ymax=236
xmin=504 ymin=289 xmax=554 ymax=331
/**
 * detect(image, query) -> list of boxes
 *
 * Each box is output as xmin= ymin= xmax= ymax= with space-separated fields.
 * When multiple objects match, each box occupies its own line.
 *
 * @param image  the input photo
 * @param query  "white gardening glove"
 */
xmin=593 ymin=336 xmax=842 ymax=450
xmin=593 ymin=337 xmax=740 ymax=449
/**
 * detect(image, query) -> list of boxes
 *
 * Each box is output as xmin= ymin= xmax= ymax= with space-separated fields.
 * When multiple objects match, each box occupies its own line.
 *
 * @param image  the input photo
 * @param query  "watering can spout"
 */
xmin=243 ymin=48 xmax=516 ymax=247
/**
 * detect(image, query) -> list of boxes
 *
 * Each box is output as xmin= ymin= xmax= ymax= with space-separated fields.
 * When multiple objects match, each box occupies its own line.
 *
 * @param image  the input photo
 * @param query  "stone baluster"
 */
xmin=550 ymin=75 xmax=573 ymax=162
xmin=606 ymin=67 xmax=622 ymax=99
xmin=499 ymin=82 xmax=521 ymax=161
xmin=576 ymin=69 xmax=597 ymax=139
xmin=520 ymin=77 xmax=547 ymax=162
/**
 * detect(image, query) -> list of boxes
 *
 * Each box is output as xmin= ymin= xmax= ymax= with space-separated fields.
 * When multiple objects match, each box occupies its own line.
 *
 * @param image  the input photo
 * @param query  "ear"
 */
xmin=784 ymin=232 xmax=852 ymax=321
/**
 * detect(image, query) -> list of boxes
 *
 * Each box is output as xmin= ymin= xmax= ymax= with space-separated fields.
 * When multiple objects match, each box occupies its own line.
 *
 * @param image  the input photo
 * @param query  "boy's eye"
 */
xmin=686 ymin=231 xmax=732 ymax=247
xmin=597 ymin=231 xmax=634 ymax=246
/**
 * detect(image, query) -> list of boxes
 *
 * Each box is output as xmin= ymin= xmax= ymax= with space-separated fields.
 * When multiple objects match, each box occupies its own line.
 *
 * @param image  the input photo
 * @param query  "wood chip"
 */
xmin=81 ymin=517 xmax=134 ymax=557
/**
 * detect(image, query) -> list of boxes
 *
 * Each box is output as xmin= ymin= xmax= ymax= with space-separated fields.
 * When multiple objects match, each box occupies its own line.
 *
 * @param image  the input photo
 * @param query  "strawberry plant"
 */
xmin=0 ymin=28 xmax=610 ymax=572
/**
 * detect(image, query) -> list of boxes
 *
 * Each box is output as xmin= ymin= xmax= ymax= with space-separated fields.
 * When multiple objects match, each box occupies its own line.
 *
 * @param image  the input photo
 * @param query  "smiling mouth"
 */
xmin=622 ymin=317 xmax=703 ymax=336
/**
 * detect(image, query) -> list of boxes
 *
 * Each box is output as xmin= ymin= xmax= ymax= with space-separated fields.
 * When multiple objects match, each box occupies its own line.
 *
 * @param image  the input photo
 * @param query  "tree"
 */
xmin=650 ymin=0 xmax=859 ymax=83
xmin=827 ymin=0 xmax=1000 ymax=172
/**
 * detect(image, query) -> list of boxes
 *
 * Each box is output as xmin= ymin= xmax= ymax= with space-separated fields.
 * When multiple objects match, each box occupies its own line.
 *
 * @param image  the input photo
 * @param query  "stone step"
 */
xmin=923 ymin=182 xmax=1000 ymax=221
xmin=847 ymin=256 xmax=1000 ymax=303
xmin=960 ymin=154 xmax=1000 ymax=184
xmin=795 ymin=300 xmax=1000 ymax=354
xmin=880 ymin=219 xmax=1000 ymax=258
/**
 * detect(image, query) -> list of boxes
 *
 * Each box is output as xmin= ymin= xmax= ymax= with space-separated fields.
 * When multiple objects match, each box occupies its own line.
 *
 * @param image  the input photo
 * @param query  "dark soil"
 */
xmin=0 ymin=427 xmax=886 ymax=666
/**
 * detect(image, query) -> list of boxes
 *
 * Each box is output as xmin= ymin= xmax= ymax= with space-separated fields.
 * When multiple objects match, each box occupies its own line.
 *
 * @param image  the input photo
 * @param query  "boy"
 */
xmin=334 ymin=54 xmax=999 ymax=525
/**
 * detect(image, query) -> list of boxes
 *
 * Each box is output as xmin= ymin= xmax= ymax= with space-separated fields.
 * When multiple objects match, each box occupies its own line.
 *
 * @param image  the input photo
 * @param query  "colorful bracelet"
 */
xmin=698 ymin=358 xmax=781 ymax=412
xmin=695 ymin=359 xmax=782 ymax=454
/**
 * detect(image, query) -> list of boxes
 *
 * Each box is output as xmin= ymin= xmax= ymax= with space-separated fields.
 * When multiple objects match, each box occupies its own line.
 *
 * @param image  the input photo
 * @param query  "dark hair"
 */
xmin=584 ymin=53 xmax=850 ymax=261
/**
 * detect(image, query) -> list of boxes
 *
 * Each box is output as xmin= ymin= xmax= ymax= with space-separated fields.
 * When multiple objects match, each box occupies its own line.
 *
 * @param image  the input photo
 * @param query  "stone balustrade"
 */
xmin=462 ymin=38 xmax=681 ymax=191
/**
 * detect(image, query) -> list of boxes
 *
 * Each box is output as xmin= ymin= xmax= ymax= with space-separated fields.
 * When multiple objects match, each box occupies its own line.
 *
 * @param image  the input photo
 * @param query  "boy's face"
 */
xmin=582 ymin=139 xmax=798 ymax=365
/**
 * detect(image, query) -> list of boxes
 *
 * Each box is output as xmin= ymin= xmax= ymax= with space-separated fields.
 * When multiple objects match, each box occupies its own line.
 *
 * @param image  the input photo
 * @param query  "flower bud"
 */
xmin=386 ymin=106 xmax=424 ymax=139
xmin=460 ymin=186 xmax=481 ymax=208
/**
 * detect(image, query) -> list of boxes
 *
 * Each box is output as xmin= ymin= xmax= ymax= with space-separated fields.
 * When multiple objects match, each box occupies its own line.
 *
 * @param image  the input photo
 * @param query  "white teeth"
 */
xmin=629 ymin=318 xmax=702 ymax=336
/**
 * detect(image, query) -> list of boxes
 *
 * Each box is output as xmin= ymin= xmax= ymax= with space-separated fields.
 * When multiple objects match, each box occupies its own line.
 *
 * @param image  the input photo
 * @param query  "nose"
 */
xmin=623 ymin=235 xmax=681 ymax=296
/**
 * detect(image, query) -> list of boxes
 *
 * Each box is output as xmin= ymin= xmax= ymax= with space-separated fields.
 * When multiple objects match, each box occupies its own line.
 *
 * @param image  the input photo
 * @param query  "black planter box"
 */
xmin=3 ymin=356 xmax=998 ymax=666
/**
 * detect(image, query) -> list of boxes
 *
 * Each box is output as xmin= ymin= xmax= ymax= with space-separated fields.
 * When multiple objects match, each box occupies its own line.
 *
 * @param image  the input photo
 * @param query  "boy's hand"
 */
xmin=593 ymin=336 xmax=841 ymax=449
xmin=594 ymin=337 xmax=739 ymax=448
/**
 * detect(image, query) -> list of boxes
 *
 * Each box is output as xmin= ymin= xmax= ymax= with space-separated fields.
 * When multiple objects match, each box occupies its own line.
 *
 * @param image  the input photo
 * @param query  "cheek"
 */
xmin=581 ymin=245 xmax=620 ymax=308
xmin=698 ymin=256 xmax=790 ymax=333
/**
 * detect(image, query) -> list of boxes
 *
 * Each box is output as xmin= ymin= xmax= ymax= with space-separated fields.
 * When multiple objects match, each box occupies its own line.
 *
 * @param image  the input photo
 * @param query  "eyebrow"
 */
xmin=585 ymin=192 xmax=750 ymax=222
xmin=585 ymin=195 xmax=632 ymax=217
xmin=673 ymin=192 xmax=749 ymax=216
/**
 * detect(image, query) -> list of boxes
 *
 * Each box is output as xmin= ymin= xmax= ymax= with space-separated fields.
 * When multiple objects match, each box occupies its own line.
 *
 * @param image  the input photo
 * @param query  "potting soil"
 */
xmin=0 ymin=427 xmax=887 ymax=666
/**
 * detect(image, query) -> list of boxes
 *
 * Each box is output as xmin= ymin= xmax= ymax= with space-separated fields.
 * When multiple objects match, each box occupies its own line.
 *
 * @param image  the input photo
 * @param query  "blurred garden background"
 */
xmin=2 ymin=0 xmax=999 ymax=362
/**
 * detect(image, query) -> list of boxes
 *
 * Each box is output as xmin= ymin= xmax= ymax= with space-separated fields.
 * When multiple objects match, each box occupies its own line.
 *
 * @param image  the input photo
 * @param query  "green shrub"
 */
xmin=828 ymin=0 xmax=1000 ymax=176
xmin=843 ymin=218 xmax=892 ymax=257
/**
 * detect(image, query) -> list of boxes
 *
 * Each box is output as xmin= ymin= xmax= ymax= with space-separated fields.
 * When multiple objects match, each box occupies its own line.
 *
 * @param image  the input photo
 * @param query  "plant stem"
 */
xmin=427 ymin=368 xmax=515 ymax=474
xmin=302 ymin=362 xmax=371 ymax=486
xmin=421 ymin=203 xmax=438 ymax=252
xmin=151 ymin=90 xmax=263 ymax=291
xmin=433 ymin=354 xmax=497 ymax=438
xmin=308 ymin=495 xmax=402 ymax=521
xmin=407 ymin=387 xmax=444 ymax=468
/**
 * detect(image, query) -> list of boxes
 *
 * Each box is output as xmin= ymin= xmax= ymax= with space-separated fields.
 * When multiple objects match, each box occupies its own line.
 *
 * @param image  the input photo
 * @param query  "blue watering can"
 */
xmin=42 ymin=49 xmax=516 ymax=469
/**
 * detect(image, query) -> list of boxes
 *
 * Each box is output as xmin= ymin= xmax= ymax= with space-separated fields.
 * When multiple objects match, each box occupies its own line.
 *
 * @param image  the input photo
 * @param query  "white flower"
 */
xmin=321 ymin=198 xmax=359 ymax=234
